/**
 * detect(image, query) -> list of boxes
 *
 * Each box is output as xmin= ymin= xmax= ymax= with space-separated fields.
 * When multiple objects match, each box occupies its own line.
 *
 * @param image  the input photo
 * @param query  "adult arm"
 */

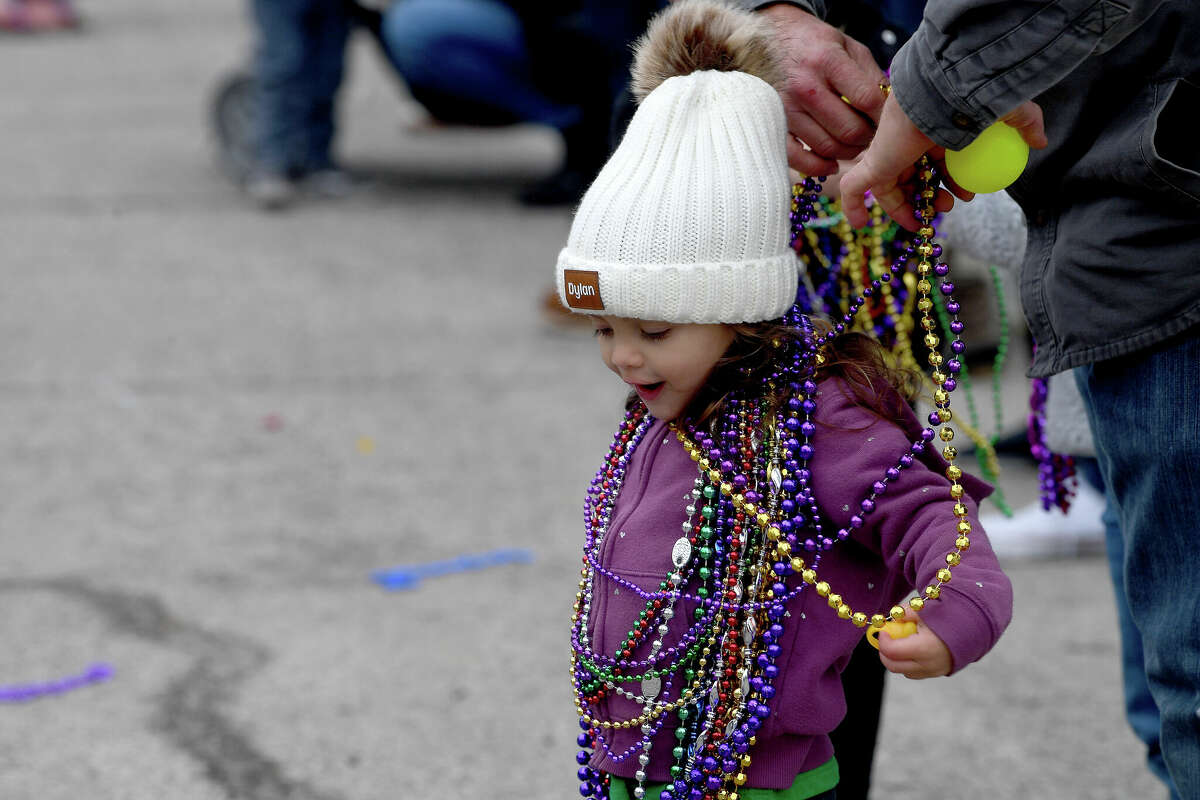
xmin=841 ymin=0 xmax=1168 ymax=228
xmin=736 ymin=0 xmax=888 ymax=176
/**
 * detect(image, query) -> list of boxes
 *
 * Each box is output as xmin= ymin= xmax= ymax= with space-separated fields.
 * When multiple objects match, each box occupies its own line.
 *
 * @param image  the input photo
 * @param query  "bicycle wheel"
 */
xmin=210 ymin=70 xmax=258 ymax=183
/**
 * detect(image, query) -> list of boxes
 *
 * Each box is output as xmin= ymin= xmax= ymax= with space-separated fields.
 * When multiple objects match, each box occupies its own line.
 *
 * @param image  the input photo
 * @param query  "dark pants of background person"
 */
xmin=1076 ymin=329 xmax=1200 ymax=799
xmin=380 ymin=0 xmax=662 ymax=183
xmin=381 ymin=0 xmax=578 ymax=130
xmin=251 ymin=0 xmax=350 ymax=177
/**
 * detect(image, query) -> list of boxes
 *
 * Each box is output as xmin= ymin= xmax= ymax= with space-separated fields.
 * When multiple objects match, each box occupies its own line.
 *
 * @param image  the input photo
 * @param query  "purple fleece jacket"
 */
xmin=586 ymin=378 xmax=1013 ymax=789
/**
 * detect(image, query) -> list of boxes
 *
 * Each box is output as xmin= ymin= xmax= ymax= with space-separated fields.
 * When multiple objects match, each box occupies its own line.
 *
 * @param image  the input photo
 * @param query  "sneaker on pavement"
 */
xmin=244 ymin=171 xmax=296 ymax=211
xmin=302 ymin=168 xmax=365 ymax=199
xmin=980 ymin=478 xmax=1107 ymax=559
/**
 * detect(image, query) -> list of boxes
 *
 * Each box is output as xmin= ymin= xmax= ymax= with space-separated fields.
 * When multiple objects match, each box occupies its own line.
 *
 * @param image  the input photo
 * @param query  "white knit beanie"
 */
xmin=556 ymin=0 xmax=800 ymax=324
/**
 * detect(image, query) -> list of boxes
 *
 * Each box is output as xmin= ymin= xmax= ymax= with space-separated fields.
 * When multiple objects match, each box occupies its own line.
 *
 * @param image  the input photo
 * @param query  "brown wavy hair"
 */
xmin=683 ymin=316 xmax=921 ymax=428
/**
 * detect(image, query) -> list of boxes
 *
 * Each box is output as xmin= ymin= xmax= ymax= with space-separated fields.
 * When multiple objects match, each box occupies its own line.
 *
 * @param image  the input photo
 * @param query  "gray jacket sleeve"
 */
xmin=735 ymin=0 xmax=826 ymax=19
xmin=891 ymin=0 xmax=1168 ymax=148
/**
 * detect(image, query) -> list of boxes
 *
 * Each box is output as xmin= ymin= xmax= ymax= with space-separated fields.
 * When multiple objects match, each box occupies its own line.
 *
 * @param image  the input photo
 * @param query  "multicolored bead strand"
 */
xmin=789 ymin=170 xmax=1023 ymax=523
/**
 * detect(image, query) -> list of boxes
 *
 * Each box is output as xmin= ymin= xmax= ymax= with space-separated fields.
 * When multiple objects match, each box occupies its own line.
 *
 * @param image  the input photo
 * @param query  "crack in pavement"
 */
xmin=1 ymin=578 xmax=345 ymax=800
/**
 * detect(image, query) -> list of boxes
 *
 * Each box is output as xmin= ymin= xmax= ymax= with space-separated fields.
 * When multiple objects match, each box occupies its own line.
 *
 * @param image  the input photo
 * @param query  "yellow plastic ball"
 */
xmin=945 ymin=121 xmax=1029 ymax=194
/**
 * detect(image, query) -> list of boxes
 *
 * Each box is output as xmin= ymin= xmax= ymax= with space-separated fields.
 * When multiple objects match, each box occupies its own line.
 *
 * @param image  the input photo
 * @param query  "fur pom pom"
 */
xmin=630 ymin=0 xmax=782 ymax=102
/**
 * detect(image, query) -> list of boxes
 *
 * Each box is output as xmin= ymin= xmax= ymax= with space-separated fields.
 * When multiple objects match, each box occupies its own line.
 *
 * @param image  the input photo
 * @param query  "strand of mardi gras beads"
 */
xmin=908 ymin=155 xmax=974 ymax=615
xmin=929 ymin=268 xmax=1011 ymax=516
xmin=791 ymin=187 xmax=920 ymax=379
xmin=790 ymin=180 xmax=1011 ymax=519
xmin=1028 ymin=371 xmax=1077 ymax=513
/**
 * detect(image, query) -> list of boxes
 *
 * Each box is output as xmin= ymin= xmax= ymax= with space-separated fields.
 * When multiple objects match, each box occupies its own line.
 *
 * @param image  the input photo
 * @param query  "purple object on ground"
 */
xmin=0 ymin=663 xmax=115 ymax=703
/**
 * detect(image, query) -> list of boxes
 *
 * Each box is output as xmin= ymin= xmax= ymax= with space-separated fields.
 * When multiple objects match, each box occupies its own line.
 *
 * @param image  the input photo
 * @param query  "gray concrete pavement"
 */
xmin=0 ymin=3 xmax=1164 ymax=799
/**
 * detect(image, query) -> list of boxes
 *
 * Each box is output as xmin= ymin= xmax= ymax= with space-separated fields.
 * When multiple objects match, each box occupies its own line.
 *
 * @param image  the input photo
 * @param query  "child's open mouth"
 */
xmin=634 ymin=381 xmax=665 ymax=401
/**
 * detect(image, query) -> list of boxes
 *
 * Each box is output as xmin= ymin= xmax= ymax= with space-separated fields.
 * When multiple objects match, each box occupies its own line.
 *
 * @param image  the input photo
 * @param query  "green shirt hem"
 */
xmin=608 ymin=758 xmax=839 ymax=800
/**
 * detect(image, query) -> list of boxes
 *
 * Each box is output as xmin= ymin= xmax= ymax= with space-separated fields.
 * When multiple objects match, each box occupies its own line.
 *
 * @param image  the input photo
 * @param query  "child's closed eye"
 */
xmin=592 ymin=326 xmax=613 ymax=338
xmin=641 ymin=328 xmax=671 ymax=341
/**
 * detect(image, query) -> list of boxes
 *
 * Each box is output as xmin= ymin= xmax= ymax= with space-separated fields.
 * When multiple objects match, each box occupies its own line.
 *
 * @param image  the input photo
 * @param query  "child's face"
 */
xmin=591 ymin=316 xmax=734 ymax=421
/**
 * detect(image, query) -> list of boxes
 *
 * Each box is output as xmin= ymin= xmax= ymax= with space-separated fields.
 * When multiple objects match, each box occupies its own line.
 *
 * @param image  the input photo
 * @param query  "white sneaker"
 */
xmin=980 ymin=479 xmax=1107 ymax=559
xmin=301 ymin=168 xmax=365 ymax=199
xmin=244 ymin=171 xmax=297 ymax=211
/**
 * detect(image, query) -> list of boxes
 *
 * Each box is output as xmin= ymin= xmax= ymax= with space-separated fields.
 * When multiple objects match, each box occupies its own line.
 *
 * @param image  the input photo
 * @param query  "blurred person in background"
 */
xmin=0 ymin=0 xmax=78 ymax=31
xmin=244 ymin=0 xmax=353 ymax=210
xmin=380 ymin=0 xmax=663 ymax=206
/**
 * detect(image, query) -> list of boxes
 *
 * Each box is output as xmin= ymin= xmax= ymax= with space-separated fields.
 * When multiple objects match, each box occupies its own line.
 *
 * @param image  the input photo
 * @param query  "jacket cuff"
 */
xmin=889 ymin=29 xmax=990 ymax=150
xmin=920 ymin=585 xmax=1009 ymax=675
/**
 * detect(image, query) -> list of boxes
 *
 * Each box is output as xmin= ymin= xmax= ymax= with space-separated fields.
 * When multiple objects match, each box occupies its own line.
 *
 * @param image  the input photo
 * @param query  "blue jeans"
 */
xmin=1075 ymin=330 xmax=1200 ymax=798
xmin=380 ymin=0 xmax=579 ymax=130
xmin=251 ymin=0 xmax=350 ymax=175
xmin=1079 ymin=459 xmax=1182 ymax=799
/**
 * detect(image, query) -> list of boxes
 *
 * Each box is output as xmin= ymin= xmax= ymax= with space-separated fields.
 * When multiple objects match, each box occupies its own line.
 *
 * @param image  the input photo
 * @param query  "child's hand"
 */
xmin=876 ymin=610 xmax=952 ymax=679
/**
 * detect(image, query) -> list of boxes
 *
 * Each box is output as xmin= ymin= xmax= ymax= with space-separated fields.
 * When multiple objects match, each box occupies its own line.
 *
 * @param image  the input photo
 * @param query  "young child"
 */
xmin=560 ymin=3 xmax=1013 ymax=799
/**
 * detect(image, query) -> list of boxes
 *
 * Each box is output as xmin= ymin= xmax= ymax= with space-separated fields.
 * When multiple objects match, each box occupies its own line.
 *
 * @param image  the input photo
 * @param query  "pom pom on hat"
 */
xmin=557 ymin=0 xmax=800 ymax=324
xmin=630 ymin=0 xmax=783 ymax=102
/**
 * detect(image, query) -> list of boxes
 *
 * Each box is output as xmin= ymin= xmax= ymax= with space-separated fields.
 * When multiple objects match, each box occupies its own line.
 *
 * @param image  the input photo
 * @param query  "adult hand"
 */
xmin=876 ymin=609 xmax=953 ymax=679
xmin=761 ymin=3 xmax=887 ymax=177
xmin=840 ymin=95 xmax=1048 ymax=230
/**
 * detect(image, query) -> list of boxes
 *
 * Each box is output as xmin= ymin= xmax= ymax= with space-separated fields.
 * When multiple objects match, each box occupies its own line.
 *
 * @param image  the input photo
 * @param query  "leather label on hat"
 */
xmin=564 ymin=269 xmax=604 ymax=310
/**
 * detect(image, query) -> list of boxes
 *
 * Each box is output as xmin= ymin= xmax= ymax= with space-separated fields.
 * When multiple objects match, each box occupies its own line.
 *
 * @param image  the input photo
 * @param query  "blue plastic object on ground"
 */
xmin=372 ymin=548 xmax=536 ymax=590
